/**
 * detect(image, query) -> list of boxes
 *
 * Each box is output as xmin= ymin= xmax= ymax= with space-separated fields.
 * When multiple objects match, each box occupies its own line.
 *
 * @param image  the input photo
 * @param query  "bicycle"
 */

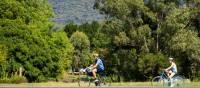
xmin=77 ymin=67 xmax=111 ymax=87
xmin=151 ymin=70 xmax=184 ymax=87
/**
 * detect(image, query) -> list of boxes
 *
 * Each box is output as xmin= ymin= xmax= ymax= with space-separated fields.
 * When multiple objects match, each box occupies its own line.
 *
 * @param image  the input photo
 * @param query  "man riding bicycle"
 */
xmin=81 ymin=53 xmax=105 ymax=83
xmin=164 ymin=57 xmax=177 ymax=87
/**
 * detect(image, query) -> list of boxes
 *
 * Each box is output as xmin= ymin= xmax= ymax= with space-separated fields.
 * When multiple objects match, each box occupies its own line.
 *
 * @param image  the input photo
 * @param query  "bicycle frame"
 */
xmin=159 ymin=70 xmax=169 ymax=80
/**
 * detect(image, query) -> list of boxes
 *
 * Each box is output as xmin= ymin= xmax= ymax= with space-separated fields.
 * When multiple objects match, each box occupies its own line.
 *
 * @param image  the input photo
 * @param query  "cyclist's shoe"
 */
xmin=170 ymin=79 xmax=174 ymax=87
xmin=170 ymin=84 xmax=174 ymax=87
xmin=93 ymin=79 xmax=99 ymax=83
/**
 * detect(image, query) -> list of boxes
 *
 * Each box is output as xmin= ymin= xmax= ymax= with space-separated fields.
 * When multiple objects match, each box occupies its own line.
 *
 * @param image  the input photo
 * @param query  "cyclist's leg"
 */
xmin=169 ymin=71 xmax=176 ymax=87
xmin=165 ymin=70 xmax=170 ymax=78
xmin=92 ymin=68 xmax=97 ymax=79
xmin=94 ymin=68 xmax=104 ymax=79
xmin=169 ymin=72 xmax=175 ymax=79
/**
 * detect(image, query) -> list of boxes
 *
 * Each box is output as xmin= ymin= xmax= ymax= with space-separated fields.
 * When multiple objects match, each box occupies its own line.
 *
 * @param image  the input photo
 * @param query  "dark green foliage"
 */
xmin=0 ymin=0 xmax=74 ymax=82
xmin=0 ymin=44 xmax=8 ymax=79
xmin=64 ymin=22 xmax=79 ymax=37
xmin=109 ymin=49 xmax=138 ymax=81
xmin=138 ymin=53 xmax=167 ymax=80
xmin=64 ymin=21 xmax=111 ymax=49
xmin=0 ymin=27 xmax=73 ymax=82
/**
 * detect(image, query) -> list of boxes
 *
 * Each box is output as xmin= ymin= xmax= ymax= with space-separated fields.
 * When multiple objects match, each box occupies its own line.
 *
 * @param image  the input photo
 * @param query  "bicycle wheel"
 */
xmin=98 ymin=75 xmax=112 ymax=87
xmin=152 ymin=76 xmax=165 ymax=87
xmin=173 ymin=76 xmax=184 ymax=88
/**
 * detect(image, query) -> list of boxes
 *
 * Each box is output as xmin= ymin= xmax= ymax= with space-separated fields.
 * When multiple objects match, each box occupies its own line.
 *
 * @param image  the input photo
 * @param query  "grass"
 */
xmin=0 ymin=81 xmax=199 ymax=87
xmin=0 ymin=73 xmax=199 ymax=87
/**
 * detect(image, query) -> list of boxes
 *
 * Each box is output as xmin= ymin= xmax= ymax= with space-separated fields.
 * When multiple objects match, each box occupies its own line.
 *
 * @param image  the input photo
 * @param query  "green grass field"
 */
xmin=0 ymin=81 xmax=199 ymax=87
xmin=1 ymin=74 xmax=199 ymax=87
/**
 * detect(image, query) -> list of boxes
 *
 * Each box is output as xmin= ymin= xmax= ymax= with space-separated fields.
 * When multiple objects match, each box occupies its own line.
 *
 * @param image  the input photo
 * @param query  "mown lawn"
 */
xmin=0 ymin=81 xmax=199 ymax=87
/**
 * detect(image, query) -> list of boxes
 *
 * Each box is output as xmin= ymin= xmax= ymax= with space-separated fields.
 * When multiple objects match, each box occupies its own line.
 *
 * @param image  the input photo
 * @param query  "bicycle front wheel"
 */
xmin=152 ymin=76 xmax=165 ymax=87
xmin=173 ymin=76 xmax=184 ymax=87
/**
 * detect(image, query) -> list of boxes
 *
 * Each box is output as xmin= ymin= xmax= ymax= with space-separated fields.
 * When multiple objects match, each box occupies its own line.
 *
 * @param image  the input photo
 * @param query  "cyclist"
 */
xmin=82 ymin=53 xmax=105 ymax=82
xmin=164 ymin=57 xmax=177 ymax=87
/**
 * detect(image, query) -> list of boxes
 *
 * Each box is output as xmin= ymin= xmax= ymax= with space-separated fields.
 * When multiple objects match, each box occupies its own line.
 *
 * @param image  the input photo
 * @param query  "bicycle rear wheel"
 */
xmin=98 ymin=76 xmax=112 ymax=87
xmin=152 ymin=76 xmax=165 ymax=87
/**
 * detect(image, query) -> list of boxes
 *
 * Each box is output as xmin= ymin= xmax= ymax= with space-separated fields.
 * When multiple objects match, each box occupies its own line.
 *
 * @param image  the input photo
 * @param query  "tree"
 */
xmin=94 ymin=0 xmax=200 ymax=81
xmin=0 ymin=0 xmax=74 ymax=82
xmin=0 ymin=44 xmax=8 ymax=78
xmin=70 ymin=31 xmax=91 ymax=70
xmin=138 ymin=53 xmax=167 ymax=80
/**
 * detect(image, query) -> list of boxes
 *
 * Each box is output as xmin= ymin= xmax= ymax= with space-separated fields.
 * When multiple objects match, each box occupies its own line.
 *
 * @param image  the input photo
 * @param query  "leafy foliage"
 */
xmin=0 ymin=0 xmax=74 ymax=82
xmin=70 ymin=31 xmax=91 ymax=69
xmin=91 ymin=0 xmax=200 ymax=81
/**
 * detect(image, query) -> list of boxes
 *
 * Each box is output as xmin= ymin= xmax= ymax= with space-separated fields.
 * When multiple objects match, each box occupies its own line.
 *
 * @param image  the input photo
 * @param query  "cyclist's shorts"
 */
xmin=173 ymin=71 xmax=177 ymax=74
xmin=87 ymin=68 xmax=104 ymax=76
xmin=170 ymin=68 xmax=177 ymax=74
xmin=172 ymin=69 xmax=177 ymax=74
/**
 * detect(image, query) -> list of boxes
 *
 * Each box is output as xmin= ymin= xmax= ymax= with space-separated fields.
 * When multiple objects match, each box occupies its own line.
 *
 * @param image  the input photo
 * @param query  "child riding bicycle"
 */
xmin=164 ymin=57 xmax=177 ymax=87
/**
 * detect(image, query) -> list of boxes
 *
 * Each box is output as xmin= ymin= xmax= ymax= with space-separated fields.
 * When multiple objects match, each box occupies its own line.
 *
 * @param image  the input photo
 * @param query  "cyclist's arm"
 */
xmin=90 ymin=64 xmax=95 ymax=67
xmin=92 ymin=64 xmax=98 ymax=69
xmin=165 ymin=63 xmax=174 ymax=71
xmin=91 ymin=59 xmax=100 ymax=69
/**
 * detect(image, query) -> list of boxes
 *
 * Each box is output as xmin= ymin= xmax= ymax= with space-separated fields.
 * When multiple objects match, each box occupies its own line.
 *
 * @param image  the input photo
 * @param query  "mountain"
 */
xmin=48 ymin=0 xmax=105 ymax=25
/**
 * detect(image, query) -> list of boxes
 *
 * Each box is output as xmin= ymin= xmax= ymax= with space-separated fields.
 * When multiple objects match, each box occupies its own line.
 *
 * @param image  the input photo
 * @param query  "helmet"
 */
xmin=93 ymin=53 xmax=99 ymax=57
xmin=169 ymin=57 xmax=173 ymax=60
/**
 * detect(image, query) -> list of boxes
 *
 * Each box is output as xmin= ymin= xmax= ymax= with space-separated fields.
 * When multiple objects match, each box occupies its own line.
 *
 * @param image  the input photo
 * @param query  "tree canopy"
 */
xmin=0 ymin=0 xmax=73 ymax=82
xmin=64 ymin=0 xmax=200 ymax=81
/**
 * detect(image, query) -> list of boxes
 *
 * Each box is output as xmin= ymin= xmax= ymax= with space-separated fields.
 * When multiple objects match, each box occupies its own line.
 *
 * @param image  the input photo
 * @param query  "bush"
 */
xmin=0 ymin=78 xmax=10 ymax=83
xmin=10 ymin=76 xmax=28 ymax=84
xmin=138 ymin=53 xmax=168 ymax=78
xmin=110 ymin=74 xmax=124 ymax=82
xmin=0 ymin=76 xmax=27 ymax=84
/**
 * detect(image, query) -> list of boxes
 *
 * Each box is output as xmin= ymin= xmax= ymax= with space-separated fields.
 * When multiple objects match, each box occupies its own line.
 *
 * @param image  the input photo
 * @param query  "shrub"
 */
xmin=0 ymin=78 xmax=10 ymax=83
xmin=10 ymin=76 xmax=28 ymax=84
xmin=0 ymin=76 xmax=27 ymax=84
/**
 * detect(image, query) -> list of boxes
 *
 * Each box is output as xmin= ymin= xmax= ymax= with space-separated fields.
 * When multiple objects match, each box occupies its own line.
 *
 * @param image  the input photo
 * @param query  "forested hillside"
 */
xmin=48 ymin=0 xmax=105 ymax=24
xmin=0 ymin=0 xmax=199 ymax=83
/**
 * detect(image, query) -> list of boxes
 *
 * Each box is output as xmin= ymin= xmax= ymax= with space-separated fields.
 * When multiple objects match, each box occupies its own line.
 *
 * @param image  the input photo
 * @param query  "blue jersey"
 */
xmin=171 ymin=64 xmax=177 ymax=73
xmin=95 ymin=58 xmax=104 ymax=70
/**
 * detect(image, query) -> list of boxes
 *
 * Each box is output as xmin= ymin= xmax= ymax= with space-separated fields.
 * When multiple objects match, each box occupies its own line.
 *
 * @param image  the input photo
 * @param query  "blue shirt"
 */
xmin=95 ymin=58 xmax=104 ymax=70
xmin=171 ymin=64 xmax=177 ymax=73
